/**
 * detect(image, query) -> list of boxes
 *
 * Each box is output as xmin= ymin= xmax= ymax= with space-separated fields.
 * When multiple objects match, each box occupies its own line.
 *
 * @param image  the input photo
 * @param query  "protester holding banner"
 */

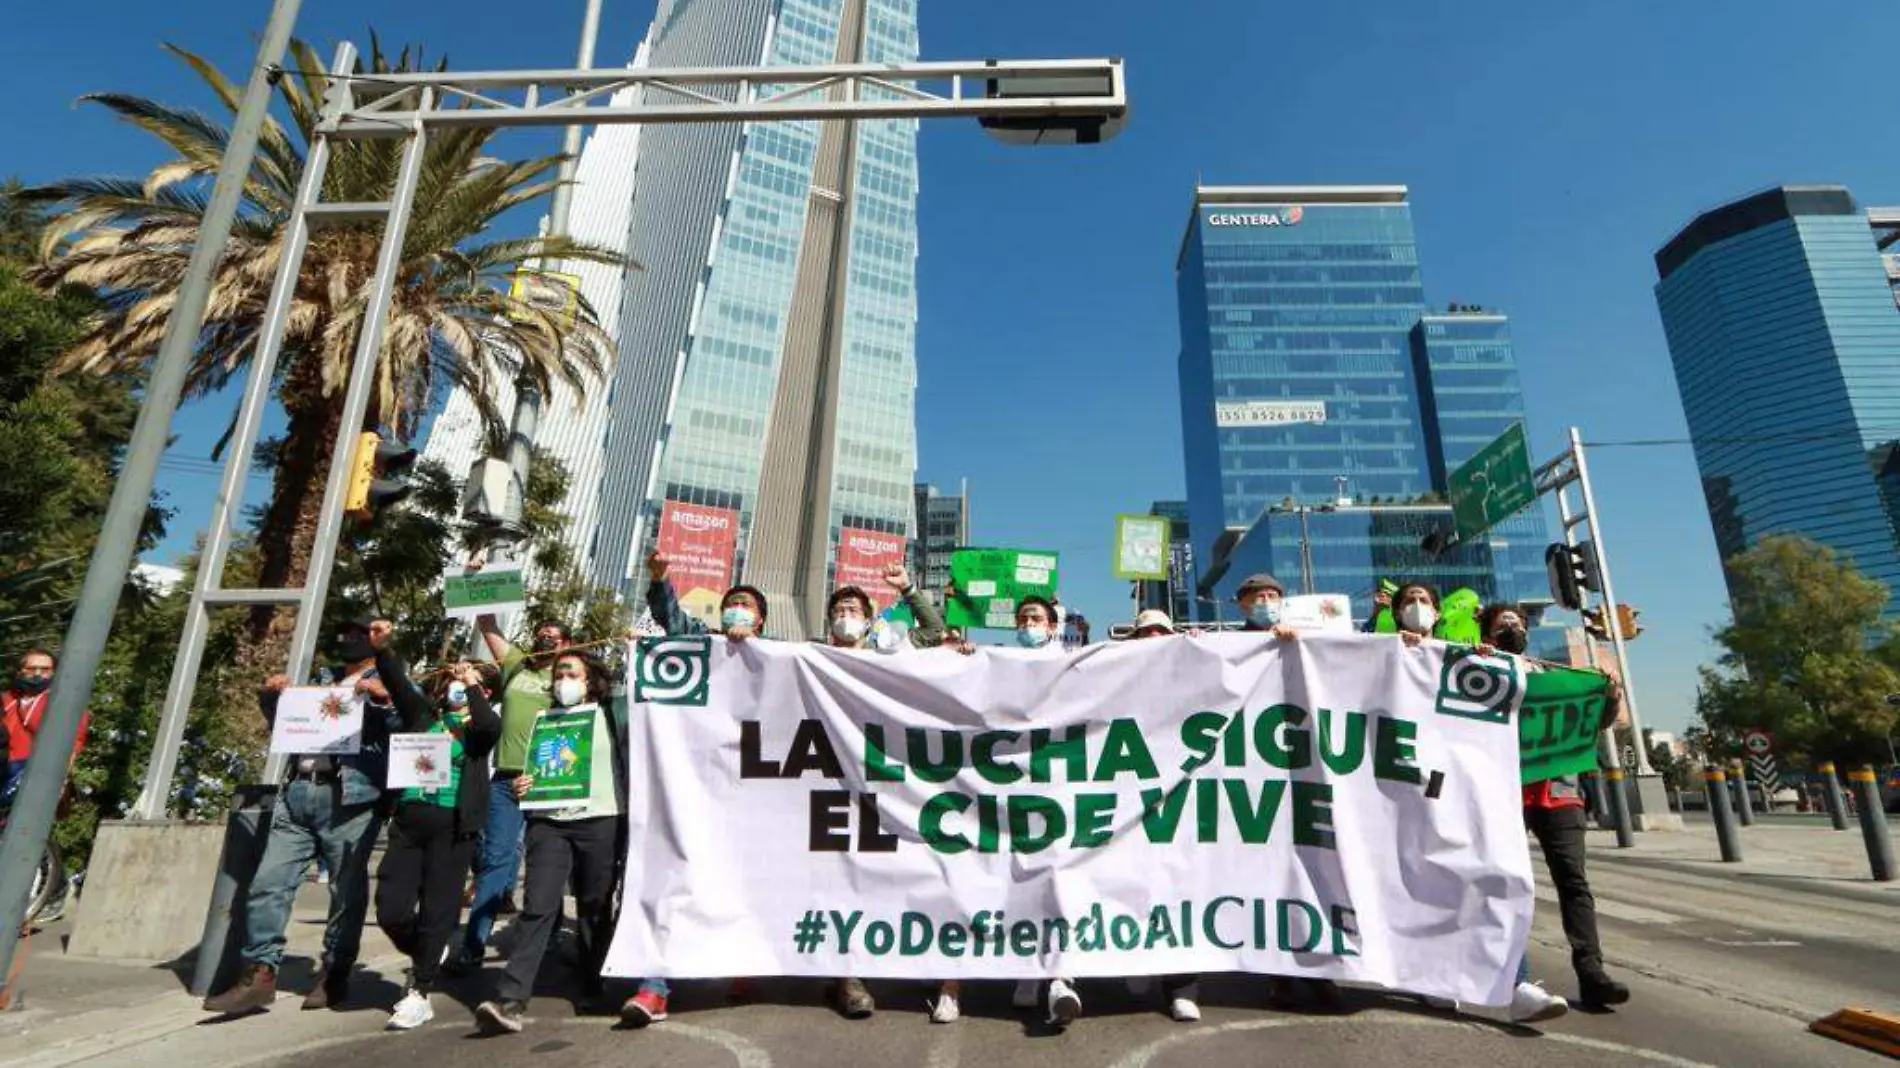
xmin=1389 ymin=583 xmax=1439 ymax=647
xmin=1482 ymin=604 xmax=1631 ymax=1013
xmin=648 ymin=552 xmax=768 ymax=640
xmin=374 ymin=654 xmax=501 ymax=1030
xmin=827 ymin=564 xmax=948 ymax=654
xmin=1235 ymin=574 xmax=1300 ymax=641
xmin=449 ymin=589 xmax=577 ymax=975
xmin=203 ymin=615 xmax=400 ymax=1016
xmin=477 ymin=651 xmax=660 ymax=1034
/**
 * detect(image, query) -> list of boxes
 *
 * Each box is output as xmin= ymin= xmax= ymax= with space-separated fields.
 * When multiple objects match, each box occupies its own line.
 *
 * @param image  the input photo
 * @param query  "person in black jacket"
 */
xmin=374 ymin=638 xmax=502 ymax=1031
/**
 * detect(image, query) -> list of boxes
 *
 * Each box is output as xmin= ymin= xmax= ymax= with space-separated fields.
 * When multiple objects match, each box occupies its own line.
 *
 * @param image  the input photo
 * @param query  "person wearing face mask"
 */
xmin=646 ymin=552 xmax=771 ymax=642
xmin=1390 ymin=583 xmax=1441 ymax=647
xmin=1002 ymin=596 xmax=1089 ymax=1028
xmin=204 ymin=616 xmax=403 ymax=1016
xmin=1 ymin=648 xmax=90 ymax=804
xmin=1479 ymin=603 xmax=1630 ymax=1016
xmin=479 ymin=652 xmax=662 ymax=1034
xmin=449 ymin=590 xmax=576 ymax=976
xmin=1234 ymin=575 xmax=1300 ymax=640
xmin=374 ymin=658 xmax=501 ymax=1030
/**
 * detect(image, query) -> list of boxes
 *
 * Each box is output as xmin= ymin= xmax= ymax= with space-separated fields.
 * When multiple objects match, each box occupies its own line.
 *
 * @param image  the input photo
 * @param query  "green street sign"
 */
xmin=946 ymin=548 xmax=1059 ymax=631
xmin=442 ymin=564 xmax=527 ymax=619
xmin=1448 ymin=422 xmax=1535 ymax=542
xmin=1112 ymin=513 xmax=1171 ymax=581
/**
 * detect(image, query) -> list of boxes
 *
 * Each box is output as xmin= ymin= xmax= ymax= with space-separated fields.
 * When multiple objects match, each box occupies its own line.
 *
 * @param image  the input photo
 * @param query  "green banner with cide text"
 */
xmin=1518 ymin=668 xmax=1611 ymax=784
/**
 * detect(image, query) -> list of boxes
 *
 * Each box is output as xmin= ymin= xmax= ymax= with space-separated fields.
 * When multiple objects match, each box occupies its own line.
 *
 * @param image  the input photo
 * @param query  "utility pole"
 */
xmin=0 ymin=0 xmax=305 ymax=988
xmin=499 ymin=0 xmax=603 ymax=537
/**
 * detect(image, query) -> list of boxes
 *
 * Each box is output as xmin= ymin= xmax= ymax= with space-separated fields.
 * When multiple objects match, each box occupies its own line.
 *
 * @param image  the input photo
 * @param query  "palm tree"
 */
xmin=29 ymin=39 xmax=618 ymax=698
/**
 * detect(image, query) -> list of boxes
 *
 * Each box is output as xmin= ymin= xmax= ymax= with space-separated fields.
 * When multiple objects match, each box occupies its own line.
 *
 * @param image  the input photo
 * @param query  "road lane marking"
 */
xmin=1703 ymin=938 xmax=1802 ymax=948
xmin=1105 ymin=1013 xmax=1725 ymax=1068
xmin=560 ymin=1017 xmax=772 ymax=1067
xmin=1536 ymin=886 xmax=1681 ymax=926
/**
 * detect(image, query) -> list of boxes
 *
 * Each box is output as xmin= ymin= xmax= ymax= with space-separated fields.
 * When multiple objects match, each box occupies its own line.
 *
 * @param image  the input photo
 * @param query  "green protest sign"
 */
xmin=443 ymin=563 xmax=527 ymax=619
xmin=946 ymin=547 xmax=1060 ymax=630
xmin=522 ymin=706 xmax=595 ymax=809
xmin=1113 ymin=514 xmax=1170 ymax=581
xmin=1518 ymin=668 xmax=1611 ymax=784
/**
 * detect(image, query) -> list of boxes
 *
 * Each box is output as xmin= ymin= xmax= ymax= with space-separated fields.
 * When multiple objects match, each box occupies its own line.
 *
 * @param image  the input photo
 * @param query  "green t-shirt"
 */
xmin=495 ymin=644 xmax=553 ymax=772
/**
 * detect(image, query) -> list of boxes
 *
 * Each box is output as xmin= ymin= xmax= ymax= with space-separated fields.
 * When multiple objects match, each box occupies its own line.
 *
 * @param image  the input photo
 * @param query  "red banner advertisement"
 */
xmin=835 ymin=527 xmax=910 ymax=612
xmin=656 ymin=501 xmax=740 ymax=623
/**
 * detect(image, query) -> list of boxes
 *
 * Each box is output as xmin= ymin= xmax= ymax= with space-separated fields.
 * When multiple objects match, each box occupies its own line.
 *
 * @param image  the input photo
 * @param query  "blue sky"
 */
xmin=9 ymin=1 xmax=1900 ymax=733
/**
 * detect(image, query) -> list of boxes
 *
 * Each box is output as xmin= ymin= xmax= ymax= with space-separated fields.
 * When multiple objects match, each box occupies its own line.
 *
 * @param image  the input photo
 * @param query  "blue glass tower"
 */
xmin=1178 ymin=186 xmax=1432 ymax=570
xmin=587 ymin=0 xmax=922 ymax=636
xmin=1654 ymin=185 xmax=1900 ymax=618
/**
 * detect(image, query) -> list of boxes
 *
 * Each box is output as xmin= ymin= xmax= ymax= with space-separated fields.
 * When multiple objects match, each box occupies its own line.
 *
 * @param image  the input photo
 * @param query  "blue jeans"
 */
xmin=460 ymin=775 xmax=524 ymax=955
xmin=240 ymin=779 xmax=382 ymax=969
xmin=1516 ymin=954 xmax=1530 ymax=984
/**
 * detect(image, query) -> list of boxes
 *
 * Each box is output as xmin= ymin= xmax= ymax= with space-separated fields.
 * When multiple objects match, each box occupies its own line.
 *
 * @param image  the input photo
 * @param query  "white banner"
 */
xmin=606 ymin=633 xmax=1532 ymax=1007
xmin=268 ymin=686 xmax=364 ymax=756
xmin=1215 ymin=399 xmax=1327 ymax=428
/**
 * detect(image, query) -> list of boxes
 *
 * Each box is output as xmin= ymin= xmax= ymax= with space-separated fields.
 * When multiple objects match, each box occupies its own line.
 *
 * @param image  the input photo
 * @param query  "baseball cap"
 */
xmin=1236 ymin=574 xmax=1284 ymax=597
xmin=1133 ymin=609 xmax=1175 ymax=633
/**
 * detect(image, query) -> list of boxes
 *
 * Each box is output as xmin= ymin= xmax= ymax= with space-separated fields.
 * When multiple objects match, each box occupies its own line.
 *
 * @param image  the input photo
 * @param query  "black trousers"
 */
xmin=375 ymin=802 xmax=477 ymax=989
xmin=1525 ymin=805 xmax=1604 ymax=978
xmin=496 ymin=815 xmax=621 ymax=1003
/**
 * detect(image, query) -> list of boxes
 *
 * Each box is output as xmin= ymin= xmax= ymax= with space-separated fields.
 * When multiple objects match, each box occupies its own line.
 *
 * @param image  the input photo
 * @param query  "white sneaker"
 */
xmin=929 ymin=991 xmax=961 ymax=1024
xmin=386 ymin=989 xmax=434 ymax=1031
xmin=1169 ymin=997 xmax=1201 ymax=1023
xmin=1508 ymin=981 xmax=1569 ymax=1024
xmin=1046 ymin=978 xmax=1082 ymax=1026
xmin=1012 ymin=980 xmax=1039 ymax=1010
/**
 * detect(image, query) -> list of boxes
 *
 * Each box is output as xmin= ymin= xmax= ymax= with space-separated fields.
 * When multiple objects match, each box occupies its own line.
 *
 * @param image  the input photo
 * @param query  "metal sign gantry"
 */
xmin=124 ymin=49 xmax=1125 ymax=809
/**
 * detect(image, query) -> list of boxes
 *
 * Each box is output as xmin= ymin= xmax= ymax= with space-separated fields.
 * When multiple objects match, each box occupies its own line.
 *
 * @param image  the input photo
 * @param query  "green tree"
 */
xmin=27 ymin=38 xmax=619 ymax=737
xmin=1 ymin=178 xmax=45 ymax=262
xmin=1695 ymin=534 xmax=1900 ymax=767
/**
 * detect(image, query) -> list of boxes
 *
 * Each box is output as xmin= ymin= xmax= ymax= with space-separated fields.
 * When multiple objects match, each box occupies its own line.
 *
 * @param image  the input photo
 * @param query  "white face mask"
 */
xmin=1398 ymin=603 xmax=1437 ymax=635
xmin=830 ymin=616 xmax=868 ymax=643
xmin=552 ymin=677 xmax=587 ymax=707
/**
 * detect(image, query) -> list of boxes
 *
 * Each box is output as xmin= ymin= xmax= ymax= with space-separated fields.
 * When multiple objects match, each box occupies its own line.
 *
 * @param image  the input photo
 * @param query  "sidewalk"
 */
xmin=1583 ymin=816 xmax=1900 ymax=898
xmin=0 ymin=881 xmax=406 ymax=1068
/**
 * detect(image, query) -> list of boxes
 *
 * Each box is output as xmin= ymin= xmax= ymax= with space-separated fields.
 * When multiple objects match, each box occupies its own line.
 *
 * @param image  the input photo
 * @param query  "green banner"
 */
xmin=443 ymin=565 xmax=527 ymax=618
xmin=946 ymin=548 xmax=1060 ymax=631
xmin=522 ymin=707 xmax=595 ymax=808
xmin=1518 ymin=668 xmax=1610 ymax=784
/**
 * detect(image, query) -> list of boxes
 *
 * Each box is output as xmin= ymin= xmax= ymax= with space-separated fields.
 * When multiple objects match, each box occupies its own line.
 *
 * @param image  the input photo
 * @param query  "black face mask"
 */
xmin=336 ymin=636 xmax=376 ymax=664
xmin=1493 ymin=627 xmax=1528 ymax=655
xmin=532 ymin=634 xmax=563 ymax=653
xmin=14 ymin=674 xmax=50 ymax=694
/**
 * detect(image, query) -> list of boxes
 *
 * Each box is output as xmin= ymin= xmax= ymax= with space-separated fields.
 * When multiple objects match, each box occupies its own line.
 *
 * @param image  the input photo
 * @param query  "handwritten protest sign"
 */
xmin=268 ymin=687 xmax=364 ymax=755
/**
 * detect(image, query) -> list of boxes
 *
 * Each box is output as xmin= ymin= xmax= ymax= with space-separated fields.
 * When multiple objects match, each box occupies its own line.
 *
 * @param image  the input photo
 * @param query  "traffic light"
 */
xmin=1615 ymin=603 xmax=1643 ymax=641
xmin=1546 ymin=543 xmax=1588 ymax=610
xmin=344 ymin=431 xmax=418 ymax=522
xmin=1580 ymin=607 xmax=1610 ymax=641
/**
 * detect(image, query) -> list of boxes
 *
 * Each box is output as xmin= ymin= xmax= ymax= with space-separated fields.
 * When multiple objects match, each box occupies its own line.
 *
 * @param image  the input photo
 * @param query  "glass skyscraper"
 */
xmin=1654 ymin=185 xmax=1900 ymax=618
xmin=1178 ymin=186 xmax=1553 ymax=620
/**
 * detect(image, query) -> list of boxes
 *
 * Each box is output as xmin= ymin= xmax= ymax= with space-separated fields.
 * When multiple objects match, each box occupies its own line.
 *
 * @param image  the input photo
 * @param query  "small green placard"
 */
xmin=521 ymin=707 xmax=595 ymax=809
xmin=1518 ymin=668 xmax=1611 ymax=784
xmin=443 ymin=566 xmax=527 ymax=618
xmin=1448 ymin=422 xmax=1536 ymax=542
xmin=1113 ymin=514 xmax=1171 ymax=581
xmin=946 ymin=547 xmax=1060 ymax=631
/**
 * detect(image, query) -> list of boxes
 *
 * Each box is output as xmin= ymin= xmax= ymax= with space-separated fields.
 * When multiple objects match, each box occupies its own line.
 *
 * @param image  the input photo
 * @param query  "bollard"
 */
xmin=1731 ymin=762 xmax=1756 ymax=826
xmin=1604 ymin=767 xmax=1636 ymax=849
xmin=1586 ymin=770 xmax=1611 ymax=828
xmin=190 ymin=784 xmax=278 ymax=997
xmin=1820 ymin=762 xmax=1851 ymax=831
xmin=1847 ymin=767 xmax=1895 ymax=882
xmin=1703 ymin=766 xmax=1744 ymax=862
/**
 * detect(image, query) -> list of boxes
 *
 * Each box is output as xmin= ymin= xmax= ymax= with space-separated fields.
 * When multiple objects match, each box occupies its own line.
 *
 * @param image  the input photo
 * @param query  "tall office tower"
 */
xmin=911 ymin=481 xmax=970 ymax=596
xmin=1177 ymin=185 xmax=1556 ymax=616
xmin=1655 ymin=185 xmax=1900 ymax=618
xmin=589 ymin=0 xmax=921 ymax=636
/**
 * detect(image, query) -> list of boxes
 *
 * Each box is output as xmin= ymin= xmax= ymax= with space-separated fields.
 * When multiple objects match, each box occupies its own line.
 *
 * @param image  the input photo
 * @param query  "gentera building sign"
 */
xmin=1208 ymin=205 xmax=1305 ymax=228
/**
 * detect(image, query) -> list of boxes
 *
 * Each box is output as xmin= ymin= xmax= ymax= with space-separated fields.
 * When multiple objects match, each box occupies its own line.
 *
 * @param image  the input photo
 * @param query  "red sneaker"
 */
xmin=621 ymin=988 xmax=668 ymax=1027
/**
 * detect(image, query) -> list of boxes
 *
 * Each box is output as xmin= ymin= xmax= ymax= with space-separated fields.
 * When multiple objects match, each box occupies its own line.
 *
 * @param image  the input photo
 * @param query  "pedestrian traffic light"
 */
xmin=344 ymin=431 xmax=418 ymax=522
xmin=1546 ymin=543 xmax=1589 ymax=610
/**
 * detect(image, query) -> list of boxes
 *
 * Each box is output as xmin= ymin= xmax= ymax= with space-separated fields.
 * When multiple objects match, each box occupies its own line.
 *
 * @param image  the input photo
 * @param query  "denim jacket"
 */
xmin=259 ymin=651 xmax=407 ymax=807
